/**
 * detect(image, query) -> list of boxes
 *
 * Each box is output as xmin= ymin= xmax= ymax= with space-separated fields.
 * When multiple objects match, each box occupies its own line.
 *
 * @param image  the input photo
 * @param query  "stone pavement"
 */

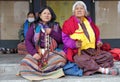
xmin=0 ymin=53 xmax=120 ymax=82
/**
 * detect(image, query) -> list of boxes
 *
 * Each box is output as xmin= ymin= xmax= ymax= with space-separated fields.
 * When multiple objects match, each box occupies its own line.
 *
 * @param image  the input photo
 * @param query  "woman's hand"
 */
xmin=38 ymin=48 xmax=42 ymax=55
xmin=33 ymin=53 xmax=42 ymax=60
xmin=45 ymin=28 xmax=52 ymax=34
xmin=76 ymin=40 xmax=82 ymax=48
xmin=97 ymin=41 xmax=103 ymax=48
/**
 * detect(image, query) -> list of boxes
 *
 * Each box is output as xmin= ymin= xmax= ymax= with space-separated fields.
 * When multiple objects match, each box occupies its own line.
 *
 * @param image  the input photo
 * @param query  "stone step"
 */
xmin=0 ymin=62 xmax=120 ymax=74
xmin=0 ymin=54 xmax=120 ymax=82
xmin=0 ymin=73 xmax=120 ymax=82
xmin=0 ymin=64 xmax=20 ymax=74
xmin=0 ymin=62 xmax=120 ymax=82
xmin=0 ymin=54 xmax=24 ymax=64
xmin=0 ymin=73 xmax=30 ymax=82
xmin=38 ymin=75 xmax=120 ymax=82
xmin=0 ymin=64 xmax=29 ymax=82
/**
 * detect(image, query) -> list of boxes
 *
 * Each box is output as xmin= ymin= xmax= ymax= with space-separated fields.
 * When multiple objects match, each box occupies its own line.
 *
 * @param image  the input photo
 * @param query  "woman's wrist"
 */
xmin=33 ymin=53 xmax=42 ymax=60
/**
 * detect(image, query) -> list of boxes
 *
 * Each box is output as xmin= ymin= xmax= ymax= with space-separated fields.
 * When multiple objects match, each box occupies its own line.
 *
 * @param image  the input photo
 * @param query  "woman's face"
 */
xmin=74 ymin=4 xmax=86 ymax=18
xmin=27 ymin=13 xmax=35 ymax=22
xmin=39 ymin=9 xmax=52 ymax=24
xmin=28 ymin=13 xmax=35 ymax=18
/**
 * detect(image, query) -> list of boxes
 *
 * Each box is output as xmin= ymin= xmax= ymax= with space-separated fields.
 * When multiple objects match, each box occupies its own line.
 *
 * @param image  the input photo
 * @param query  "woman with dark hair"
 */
xmin=37 ymin=6 xmax=56 ymax=22
xmin=19 ymin=6 xmax=66 ymax=80
xmin=17 ymin=11 xmax=35 ymax=55
xmin=18 ymin=11 xmax=35 ymax=42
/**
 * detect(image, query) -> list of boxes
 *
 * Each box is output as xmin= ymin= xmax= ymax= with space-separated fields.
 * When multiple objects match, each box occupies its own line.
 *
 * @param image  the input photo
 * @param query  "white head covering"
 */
xmin=72 ymin=1 xmax=88 ymax=16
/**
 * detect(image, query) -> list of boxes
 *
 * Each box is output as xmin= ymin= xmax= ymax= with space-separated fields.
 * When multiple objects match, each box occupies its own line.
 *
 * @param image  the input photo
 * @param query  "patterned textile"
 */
xmin=17 ymin=42 xmax=28 ymax=55
xmin=34 ymin=23 xmax=58 ymax=50
xmin=19 ymin=48 xmax=66 ymax=80
xmin=33 ymin=23 xmax=58 ymax=67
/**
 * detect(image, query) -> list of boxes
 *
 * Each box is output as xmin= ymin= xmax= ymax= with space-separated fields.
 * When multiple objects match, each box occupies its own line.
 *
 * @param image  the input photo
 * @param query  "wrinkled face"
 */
xmin=74 ymin=4 xmax=86 ymax=18
xmin=39 ymin=9 xmax=52 ymax=24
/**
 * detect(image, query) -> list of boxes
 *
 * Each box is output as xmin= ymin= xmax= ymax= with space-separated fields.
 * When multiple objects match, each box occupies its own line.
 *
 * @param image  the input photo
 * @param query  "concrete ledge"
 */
xmin=0 ymin=64 xmax=19 ymax=74
xmin=0 ymin=54 xmax=24 ymax=64
xmin=0 ymin=63 xmax=120 ymax=82
xmin=39 ymin=75 xmax=120 ymax=82
xmin=0 ymin=73 xmax=120 ymax=82
xmin=0 ymin=74 xmax=29 ymax=82
xmin=0 ymin=54 xmax=120 ymax=82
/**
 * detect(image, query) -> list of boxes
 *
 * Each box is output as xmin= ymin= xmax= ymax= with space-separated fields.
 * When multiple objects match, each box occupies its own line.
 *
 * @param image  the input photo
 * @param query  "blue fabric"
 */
xmin=23 ymin=20 xmax=29 ymax=38
xmin=63 ymin=61 xmax=83 ymax=76
xmin=34 ymin=24 xmax=42 ymax=46
xmin=35 ymin=25 xmax=41 ymax=33
xmin=55 ymin=48 xmax=62 ymax=52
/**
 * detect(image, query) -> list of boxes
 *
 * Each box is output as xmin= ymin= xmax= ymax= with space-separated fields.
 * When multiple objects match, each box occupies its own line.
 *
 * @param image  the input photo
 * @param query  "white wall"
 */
xmin=0 ymin=1 xmax=29 ymax=40
xmin=95 ymin=1 xmax=120 ymax=39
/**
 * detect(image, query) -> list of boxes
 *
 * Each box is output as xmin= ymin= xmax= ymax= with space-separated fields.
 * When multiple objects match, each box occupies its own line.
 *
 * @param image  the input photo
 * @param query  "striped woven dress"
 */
xmin=19 ymin=23 xmax=66 ymax=80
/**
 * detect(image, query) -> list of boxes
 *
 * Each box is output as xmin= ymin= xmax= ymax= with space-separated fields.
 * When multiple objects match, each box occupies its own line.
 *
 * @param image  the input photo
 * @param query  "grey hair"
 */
xmin=72 ymin=1 xmax=88 ymax=16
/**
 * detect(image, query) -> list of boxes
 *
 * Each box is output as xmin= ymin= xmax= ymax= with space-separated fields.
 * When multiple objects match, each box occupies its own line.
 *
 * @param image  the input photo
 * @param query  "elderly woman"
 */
xmin=62 ymin=1 xmax=119 ymax=76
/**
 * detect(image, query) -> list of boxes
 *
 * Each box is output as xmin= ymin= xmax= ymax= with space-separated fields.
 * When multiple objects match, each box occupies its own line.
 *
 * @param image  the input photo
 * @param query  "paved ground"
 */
xmin=0 ymin=53 xmax=24 ymax=64
xmin=0 ymin=53 xmax=120 ymax=82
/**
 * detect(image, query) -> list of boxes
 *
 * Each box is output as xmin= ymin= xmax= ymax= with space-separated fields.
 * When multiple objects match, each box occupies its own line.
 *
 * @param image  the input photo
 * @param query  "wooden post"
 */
xmin=78 ymin=40 xmax=82 ymax=56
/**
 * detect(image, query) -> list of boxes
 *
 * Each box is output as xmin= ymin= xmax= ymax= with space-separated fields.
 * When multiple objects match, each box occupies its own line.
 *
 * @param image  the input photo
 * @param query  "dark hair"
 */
xmin=27 ymin=11 xmax=35 ymax=17
xmin=37 ymin=6 xmax=56 ymax=22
